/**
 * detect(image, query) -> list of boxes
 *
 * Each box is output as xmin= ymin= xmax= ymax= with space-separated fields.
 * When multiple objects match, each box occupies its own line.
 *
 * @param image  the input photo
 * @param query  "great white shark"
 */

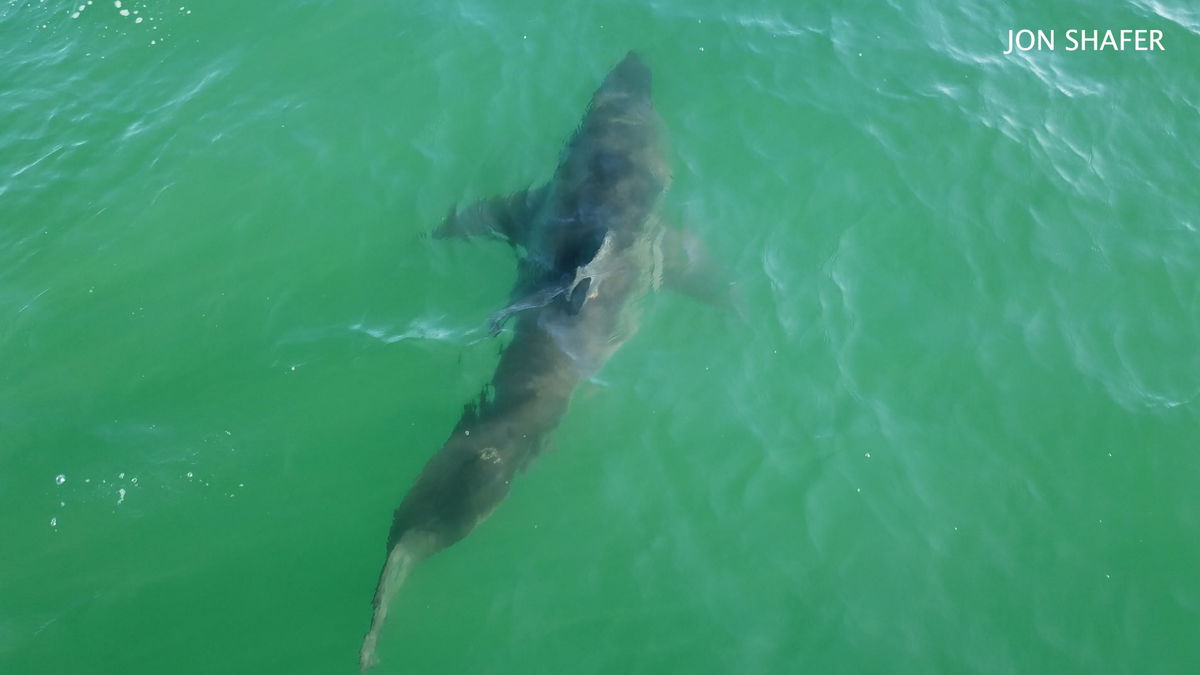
xmin=360 ymin=51 xmax=730 ymax=671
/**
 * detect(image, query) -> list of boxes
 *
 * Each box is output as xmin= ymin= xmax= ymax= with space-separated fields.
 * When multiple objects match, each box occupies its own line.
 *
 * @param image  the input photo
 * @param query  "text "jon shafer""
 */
xmin=1004 ymin=29 xmax=1165 ymax=54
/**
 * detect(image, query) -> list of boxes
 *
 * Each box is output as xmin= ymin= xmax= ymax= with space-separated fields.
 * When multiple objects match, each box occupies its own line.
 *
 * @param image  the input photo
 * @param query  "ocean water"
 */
xmin=2 ymin=0 xmax=1198 ymax=673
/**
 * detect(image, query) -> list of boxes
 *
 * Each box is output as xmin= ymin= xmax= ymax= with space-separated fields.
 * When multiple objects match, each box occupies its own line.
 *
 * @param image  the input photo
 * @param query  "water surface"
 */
xmin=2 ymin=0 xmax=1198 ymax=673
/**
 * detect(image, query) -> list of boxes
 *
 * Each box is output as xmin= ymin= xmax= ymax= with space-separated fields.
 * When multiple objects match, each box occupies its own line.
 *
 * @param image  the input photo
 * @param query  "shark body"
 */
xmin=361 ymin=52 xmax=724 ymax=671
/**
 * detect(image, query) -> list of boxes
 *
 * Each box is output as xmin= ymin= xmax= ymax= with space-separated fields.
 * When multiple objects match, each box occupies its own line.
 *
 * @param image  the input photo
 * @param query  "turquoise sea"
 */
xmin=3 ymin=1 xmax=1198 ymax=673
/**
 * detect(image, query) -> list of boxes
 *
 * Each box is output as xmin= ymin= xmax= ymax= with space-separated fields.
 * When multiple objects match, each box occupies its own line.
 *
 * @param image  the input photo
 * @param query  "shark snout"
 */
xmin=604 ymin=50 xmax=652 ymax=98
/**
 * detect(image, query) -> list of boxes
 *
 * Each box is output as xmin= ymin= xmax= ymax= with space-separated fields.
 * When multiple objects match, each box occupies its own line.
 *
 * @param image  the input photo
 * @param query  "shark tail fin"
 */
xmin=359 ymin=534 xmax=425 ymax=672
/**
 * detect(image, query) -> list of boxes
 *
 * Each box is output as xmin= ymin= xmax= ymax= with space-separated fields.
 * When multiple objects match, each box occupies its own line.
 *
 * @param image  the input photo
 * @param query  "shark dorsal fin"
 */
xmin=486 ymin=278 xmax=571 ymax=335
xmin=565 ymin=277 xmax=591 ymax=315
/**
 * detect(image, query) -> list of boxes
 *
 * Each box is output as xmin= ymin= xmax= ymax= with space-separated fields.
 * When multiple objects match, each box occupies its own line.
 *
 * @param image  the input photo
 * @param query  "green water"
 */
xmin=3 ymin=0 xmax=1198 ymax=673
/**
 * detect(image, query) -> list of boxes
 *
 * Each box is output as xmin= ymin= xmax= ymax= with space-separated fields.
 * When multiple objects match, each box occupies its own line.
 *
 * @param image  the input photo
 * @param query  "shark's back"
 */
xmin=536 ymin=52 xmax=670 ymax=273
xmin=515 ymin=53 xmax=669 ymax=373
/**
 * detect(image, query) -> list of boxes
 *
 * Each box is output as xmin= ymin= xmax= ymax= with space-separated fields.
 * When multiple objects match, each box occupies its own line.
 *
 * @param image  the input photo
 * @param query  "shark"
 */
xmin=359 ymin=51 xmax=730 ymax=671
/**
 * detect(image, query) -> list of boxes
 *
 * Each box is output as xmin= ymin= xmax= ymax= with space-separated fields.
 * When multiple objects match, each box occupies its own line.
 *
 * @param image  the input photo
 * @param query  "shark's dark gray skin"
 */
xmin=360 ymin=52 xmax=726 ymax=671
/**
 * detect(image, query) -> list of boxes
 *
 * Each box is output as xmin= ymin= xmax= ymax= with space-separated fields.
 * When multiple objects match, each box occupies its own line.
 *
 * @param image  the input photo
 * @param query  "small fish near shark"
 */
xmin=360 ymin=51 xmax=734 ymax=671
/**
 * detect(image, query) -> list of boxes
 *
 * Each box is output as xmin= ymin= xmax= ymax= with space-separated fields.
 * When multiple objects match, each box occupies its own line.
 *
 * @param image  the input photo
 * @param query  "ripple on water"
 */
xmin=1130 ymin=0 xmax=1200 ymax=36
xmin=349 ymin=317 xmax=479 ymax=346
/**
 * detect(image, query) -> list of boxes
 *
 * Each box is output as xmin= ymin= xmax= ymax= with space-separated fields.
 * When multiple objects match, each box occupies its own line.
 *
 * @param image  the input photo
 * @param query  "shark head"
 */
xmin=584 ymin=51 xmax=656 ymax=126
xmin=599 ymin=51 xmax=652 ymax=100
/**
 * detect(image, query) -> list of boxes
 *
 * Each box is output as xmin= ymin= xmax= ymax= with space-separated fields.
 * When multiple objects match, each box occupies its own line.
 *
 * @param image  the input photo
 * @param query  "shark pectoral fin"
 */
xmin=434 ymin=184 xmax=548 ymax=244
xmin=660 ymin=227 xmax=741 ymax=314
xmin=566 ymin=277 xmax=591 ymax=315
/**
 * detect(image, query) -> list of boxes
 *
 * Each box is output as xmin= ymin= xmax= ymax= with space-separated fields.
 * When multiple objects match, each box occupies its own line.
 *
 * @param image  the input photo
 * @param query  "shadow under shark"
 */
xmin=360 ymin=51 xmax=730 ymax=671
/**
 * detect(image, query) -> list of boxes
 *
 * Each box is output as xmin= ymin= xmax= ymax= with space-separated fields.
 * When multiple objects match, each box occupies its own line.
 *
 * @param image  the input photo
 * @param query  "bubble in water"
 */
xmin=51 ymin=517 xmax=58 ymax=527
xmin=117 ymin=488 xmax=126 ymax=505
xmin=55 ymin=474 xmax=66 ymax=485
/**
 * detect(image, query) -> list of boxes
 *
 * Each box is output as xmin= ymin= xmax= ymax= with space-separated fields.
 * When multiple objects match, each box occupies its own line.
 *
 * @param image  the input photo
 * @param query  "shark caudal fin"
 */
xmin=359 ymin=534 xmax=427 ymax=672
